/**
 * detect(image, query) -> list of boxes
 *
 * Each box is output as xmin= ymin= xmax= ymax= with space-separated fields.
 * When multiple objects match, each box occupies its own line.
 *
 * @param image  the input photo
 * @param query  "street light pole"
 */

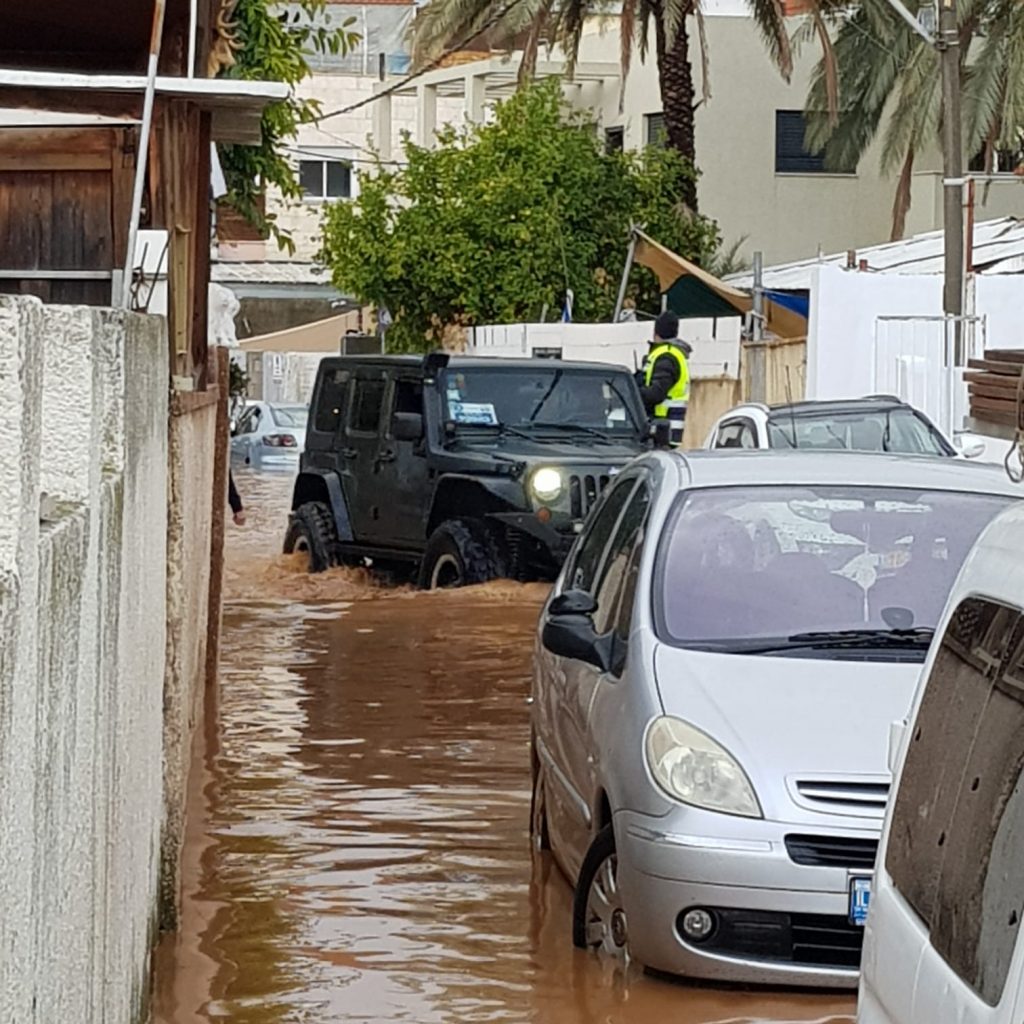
xmin=938 ymin=0 xmax=964 ymax=324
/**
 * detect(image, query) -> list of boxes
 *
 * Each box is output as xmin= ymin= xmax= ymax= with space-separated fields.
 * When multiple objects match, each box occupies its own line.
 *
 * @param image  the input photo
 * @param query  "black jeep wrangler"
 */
xmin=284 ymin=353 xmax=652 ymax=587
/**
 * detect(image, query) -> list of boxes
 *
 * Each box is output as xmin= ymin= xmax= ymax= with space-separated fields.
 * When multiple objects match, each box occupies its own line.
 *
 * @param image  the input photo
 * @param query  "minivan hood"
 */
xmin=653 ymin=644 xmax=920 ymax=821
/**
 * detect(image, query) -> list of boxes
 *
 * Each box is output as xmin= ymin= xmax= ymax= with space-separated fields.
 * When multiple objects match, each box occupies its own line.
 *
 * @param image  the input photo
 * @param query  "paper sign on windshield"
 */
xmin=450 ymin=402 xmax=498 ymax=426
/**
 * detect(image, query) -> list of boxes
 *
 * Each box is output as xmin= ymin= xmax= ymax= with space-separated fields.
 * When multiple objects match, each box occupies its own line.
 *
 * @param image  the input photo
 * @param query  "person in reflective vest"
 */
xmin=639 ymin=310 xmax=691 ymax=445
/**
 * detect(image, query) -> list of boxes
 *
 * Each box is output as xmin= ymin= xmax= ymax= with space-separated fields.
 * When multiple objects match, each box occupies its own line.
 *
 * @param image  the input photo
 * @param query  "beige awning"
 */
xmin=633 ymin=229 xmax=806 ymax=341
xmin=239 ymin=311 xmax=362 ymax=353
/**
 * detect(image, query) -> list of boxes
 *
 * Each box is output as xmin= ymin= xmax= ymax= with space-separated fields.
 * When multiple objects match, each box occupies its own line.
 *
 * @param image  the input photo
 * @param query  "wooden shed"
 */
xmin=0 ymin=0 xmax=286 ymax=386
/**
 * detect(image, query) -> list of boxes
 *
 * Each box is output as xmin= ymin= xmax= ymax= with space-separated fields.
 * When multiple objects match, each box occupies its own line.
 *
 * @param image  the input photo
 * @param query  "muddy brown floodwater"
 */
xmin=152 ymin=470 xmax=856 ymax=1024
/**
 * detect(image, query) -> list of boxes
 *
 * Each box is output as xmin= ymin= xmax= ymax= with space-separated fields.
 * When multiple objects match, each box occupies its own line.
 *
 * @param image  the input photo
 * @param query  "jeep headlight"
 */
xmin=645 ymin=717 xmax=762 ymax=818
xmin=530 ymin=466 xmax=563 ymax=503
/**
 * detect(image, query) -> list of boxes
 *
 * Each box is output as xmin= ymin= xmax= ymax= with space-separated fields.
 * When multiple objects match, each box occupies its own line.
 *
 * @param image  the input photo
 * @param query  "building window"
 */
xmin=645 ymin=113 xmax=667 ymax=149
xmin=605 ymin=126 xmax=625 ymax=153
xmin=775 ymin=110 xmax=854 ymax=174
xmin=299 ymin=159 xmax=352 ymax=201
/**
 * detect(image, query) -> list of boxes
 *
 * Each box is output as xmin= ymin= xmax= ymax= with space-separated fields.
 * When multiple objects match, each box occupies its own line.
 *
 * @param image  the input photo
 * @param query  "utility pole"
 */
xmin=938 ymin=0 xmax=964 ymax=330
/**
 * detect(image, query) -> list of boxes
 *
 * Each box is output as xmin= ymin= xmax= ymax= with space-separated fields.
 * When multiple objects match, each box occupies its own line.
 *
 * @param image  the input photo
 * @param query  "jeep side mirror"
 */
xmin=651 ymin=419 xmax=672 ymax=449
xmin=392 ymin=412 xmax=424 ymax=442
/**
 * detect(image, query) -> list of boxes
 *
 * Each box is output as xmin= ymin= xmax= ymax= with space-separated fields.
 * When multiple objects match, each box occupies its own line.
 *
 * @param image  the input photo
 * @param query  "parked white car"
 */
xmin=704 ymin=397 xmax=985 ymax=459
xmin=230 ymin=401 xmax=308 ymax=470
xmin=531 ymin=450 xmax=1020 ymax=987
xmin=859 ymin=500 xmax=1024 ymax=1024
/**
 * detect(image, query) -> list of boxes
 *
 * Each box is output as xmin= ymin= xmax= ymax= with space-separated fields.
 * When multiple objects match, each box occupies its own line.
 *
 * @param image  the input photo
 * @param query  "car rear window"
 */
xmin=271 ymin=406 xmax=308 ymax=428
xmin=766 ymin=408 xmax=951 ymax=456
xmin=654 ymin=485 xmax=1010 ymax=659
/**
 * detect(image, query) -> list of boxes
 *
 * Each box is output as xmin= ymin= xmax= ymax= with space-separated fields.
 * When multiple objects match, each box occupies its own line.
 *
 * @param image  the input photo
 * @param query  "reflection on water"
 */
xmin=152 ymin=471 xmax=856 ymax=1024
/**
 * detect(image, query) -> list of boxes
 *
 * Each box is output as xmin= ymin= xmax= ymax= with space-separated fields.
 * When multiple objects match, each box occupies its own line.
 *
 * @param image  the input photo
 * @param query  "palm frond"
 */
xmin=891 ymin=144 xmax=915 ymax=240
xmin=748 ymin=0 xmax=793 ymax=80
xmin=694 ymin=0 xmax=711 ymax=104
xmin=618 ymin=0 xmax=637 ymax=111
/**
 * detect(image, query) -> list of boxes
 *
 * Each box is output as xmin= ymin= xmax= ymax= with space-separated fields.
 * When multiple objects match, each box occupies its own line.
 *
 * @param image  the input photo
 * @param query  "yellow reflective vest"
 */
xmin=644 ymin=343 xmax=690 ymax=418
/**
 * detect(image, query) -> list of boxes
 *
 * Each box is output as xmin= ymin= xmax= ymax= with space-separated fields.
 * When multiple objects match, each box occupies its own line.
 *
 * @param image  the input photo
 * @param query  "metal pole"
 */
xmin=188 ymin=0 xmax=198 ymax=76
xmin=118 ymin=0 xmax=167 ymax=310
xmin=613 ymin=228 xmax=638 ymax=322
xmin=939 ymin=0 xmax=964 ymax=326
xmin=747 ymin=250 xmax=766 ymax=403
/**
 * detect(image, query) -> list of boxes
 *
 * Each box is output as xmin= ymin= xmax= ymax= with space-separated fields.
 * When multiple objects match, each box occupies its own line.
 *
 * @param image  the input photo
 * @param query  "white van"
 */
xmin=859 ymin=500 xmax=1024 ymax=1024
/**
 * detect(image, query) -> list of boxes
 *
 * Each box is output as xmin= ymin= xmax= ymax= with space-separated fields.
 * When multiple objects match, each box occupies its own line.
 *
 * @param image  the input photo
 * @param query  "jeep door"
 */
xmin=373 ymin=373 xmax=431 ymax=548
xmin=341 ymin=368 xmax=388 ymax=542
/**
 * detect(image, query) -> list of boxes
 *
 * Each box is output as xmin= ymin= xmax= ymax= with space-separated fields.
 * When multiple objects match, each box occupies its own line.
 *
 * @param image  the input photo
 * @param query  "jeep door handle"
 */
xmin=341 ymin=447 xmax=359 ymax=460
xmin=377 ymin=449 xmax=397 ymax=464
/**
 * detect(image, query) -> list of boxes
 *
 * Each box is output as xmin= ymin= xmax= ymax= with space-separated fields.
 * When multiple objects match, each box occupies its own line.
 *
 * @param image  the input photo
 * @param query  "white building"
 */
xmin=264 ymin=0 xmax=1024 ymax=268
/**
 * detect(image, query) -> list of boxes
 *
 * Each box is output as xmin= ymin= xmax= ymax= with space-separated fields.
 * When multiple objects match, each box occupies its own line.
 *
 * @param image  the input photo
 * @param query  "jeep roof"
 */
xmin=314 ymin=354 xmax=635 ymax=374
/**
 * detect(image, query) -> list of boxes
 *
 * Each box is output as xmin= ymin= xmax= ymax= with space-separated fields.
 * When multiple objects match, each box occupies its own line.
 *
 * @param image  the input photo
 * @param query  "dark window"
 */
xmin=887 ymin=597 xmax=1024 ymax=1006
xmin=313 ymin=369 xmax=350 ymax=434
xmin=605 ymin=126 xmax=625 ymax=153
xmin=646 ymin=113 xmax=667 ymax=148
xmin=300 ymin=159 xmax=352 ymax=199
xmin=593 ymin=482 xmax=651 ymax=639
xmin=567 ymin=477 xmax=636 ymax=593
xmin=349 ymin=378 xmax=386 ymax=434
xmin=775 ymin=110 xmax=854 ymax=174
xmin=237 ymin=406 xmax=261 ymax=434
xmin=391 ymin=377 xmax=423 ymax=415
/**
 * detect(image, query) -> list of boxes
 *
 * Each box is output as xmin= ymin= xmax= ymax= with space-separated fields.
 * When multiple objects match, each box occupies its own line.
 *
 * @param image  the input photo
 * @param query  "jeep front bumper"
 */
xmin=487 ymin=512 xmax=578 ymax=564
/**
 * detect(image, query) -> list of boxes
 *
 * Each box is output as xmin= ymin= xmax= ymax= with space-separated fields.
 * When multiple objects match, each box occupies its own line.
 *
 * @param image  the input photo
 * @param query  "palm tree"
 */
xmin=802 ymin=0 xmax=1024 ymax=239
xmin=411 ymin=0 xmax=798 ymax=211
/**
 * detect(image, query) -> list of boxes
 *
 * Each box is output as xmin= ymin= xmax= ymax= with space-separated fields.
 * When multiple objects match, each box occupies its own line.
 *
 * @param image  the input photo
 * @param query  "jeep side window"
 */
xmin=887 ymin=596 xmax=1024 ymax=1007
xmin=349 ymin=378 xmax=386 ymax=436
xmin=392 ymin=378 xmax=423 ymax=416
xmin=314 ymin=369 xmax=350 ymax=434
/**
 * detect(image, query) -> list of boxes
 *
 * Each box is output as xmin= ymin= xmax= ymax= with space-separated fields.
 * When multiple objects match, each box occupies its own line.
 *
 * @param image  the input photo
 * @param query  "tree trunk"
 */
xmin=654 ymin=9 xmax=698 ymax=210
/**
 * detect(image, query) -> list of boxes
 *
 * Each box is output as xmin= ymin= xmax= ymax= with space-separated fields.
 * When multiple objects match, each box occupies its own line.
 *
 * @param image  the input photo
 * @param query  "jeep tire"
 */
xmin=418 ymin=518 xmax=503 ymax=589
xmin=283 ymin=501 xmax=338 ymax=573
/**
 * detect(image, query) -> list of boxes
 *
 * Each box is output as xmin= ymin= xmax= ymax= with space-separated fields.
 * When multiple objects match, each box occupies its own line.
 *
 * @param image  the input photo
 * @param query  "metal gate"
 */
xmin=872 ymin=315 xmax=986 ymax=438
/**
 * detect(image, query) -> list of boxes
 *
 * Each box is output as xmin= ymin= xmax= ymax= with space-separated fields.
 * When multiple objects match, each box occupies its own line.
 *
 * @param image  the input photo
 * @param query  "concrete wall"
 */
xmin=0 ymin=296 xmax=168 ymax=1024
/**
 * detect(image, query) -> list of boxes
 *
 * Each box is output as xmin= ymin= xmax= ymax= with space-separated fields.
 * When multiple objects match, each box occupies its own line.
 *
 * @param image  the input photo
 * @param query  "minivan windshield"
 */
xmin=656 ymin=485 xmax=1011 ymax=660
xmin=766 ymin=407 xmax=952 ymax=456
xmin=441 ymin=367 xmax=643 ymax=437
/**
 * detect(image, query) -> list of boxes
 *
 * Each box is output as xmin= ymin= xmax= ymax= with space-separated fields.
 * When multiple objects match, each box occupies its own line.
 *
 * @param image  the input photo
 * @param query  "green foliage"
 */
xmin=320 ymin=80 xmax=720 ymax=351
xmin=218 ymin=0 xmax=359 ymax=253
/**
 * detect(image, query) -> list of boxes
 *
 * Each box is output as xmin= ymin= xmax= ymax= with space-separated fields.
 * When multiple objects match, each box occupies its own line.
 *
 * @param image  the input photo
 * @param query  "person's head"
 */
xmin=653 ymin=310 xmax=679 ymax=343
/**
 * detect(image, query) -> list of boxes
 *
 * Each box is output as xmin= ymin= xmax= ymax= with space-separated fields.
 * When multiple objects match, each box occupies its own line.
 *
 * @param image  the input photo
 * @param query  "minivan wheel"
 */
xmin=283 ymin=501 xmax=337 ymax=574
xmin=418 ymin=518 xmax=503 ymax=589
xmin=573 ymin=825 xmax=629 ymax=963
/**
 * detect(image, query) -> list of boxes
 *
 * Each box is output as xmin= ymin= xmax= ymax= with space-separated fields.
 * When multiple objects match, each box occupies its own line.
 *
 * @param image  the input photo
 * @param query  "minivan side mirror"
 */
xmin=542 ymin=589 xmax=620 ymax=673
xmin=392 ymin=412 xmax=424 ymax=442
xmin=954 ymin=433 xmax=985 ymax=459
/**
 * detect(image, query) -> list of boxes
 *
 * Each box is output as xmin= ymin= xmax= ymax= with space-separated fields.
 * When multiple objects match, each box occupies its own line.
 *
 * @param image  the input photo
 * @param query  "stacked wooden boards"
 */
xmin=967 ymin=350 xmax=1024 ymax=430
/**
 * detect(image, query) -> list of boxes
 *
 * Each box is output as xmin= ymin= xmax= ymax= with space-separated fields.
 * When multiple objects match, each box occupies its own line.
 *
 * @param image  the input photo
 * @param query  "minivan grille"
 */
xmin=785 ymin=834 xmax=879 ymax=870
xmin=793 ymin=779 xmax=890 ymax=817
xmin=569 ymin=473 xmax=610 ymax=519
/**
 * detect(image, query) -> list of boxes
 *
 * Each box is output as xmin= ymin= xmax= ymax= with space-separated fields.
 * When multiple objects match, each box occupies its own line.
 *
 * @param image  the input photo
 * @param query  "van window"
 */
xmin=887 ymin=596 xmax=1024 ymax=1006
xmin=314 ymin=369 xmax=350 ymax=434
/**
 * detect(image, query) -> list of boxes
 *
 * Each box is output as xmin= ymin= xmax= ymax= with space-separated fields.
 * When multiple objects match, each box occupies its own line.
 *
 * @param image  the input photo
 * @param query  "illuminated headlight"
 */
xmin=530 ymin=467 xmax=563 ymax=503
xmin=645 ymin=717 xmax=762 ymax=818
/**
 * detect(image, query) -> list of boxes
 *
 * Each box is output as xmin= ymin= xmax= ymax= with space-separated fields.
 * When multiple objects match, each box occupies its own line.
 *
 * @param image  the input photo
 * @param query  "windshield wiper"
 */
xmin=741 ymin=627 xmax=935 ymax=655
xmin=528 ymin=421 xmax=615 ymax=441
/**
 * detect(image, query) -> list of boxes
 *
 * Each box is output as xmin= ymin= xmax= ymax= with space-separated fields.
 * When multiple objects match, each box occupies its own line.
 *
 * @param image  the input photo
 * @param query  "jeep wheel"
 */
xmin=418 ymin=518 xmax=503 ymax=590
xmin=283 ymin=501 xmax=337 ymax=574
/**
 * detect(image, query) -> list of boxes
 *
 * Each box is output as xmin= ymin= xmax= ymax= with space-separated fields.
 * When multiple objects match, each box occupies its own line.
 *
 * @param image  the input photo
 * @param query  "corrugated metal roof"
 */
xmin=728 ymin=217 xmax=1024 ymax=292
xmin=211 ymin=261 xmax=332 ymax=286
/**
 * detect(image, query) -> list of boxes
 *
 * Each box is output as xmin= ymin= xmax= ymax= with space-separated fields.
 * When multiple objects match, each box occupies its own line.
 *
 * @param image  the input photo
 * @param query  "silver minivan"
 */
xmin=531 ymin=450 xmax=1020 ymax=987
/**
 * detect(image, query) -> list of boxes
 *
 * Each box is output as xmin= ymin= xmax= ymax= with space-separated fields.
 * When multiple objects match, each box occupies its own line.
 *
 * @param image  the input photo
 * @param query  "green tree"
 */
xmin=802 ymin=0 xmax=1024 ymax=239
xmin=320 ymin=80 xmax=720 ymax=351
xmin=218 ymin=0 xmax=359 ymax=252
xmin=411 ymin=0 xmax=797 ymax=211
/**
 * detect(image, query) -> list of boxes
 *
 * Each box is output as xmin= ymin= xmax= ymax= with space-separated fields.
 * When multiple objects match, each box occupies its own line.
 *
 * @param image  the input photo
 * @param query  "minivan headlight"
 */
xmin=530 ymin=466 xmax=563 ymax=503
xmin=645 ymin=717 xmax=762 ymax=818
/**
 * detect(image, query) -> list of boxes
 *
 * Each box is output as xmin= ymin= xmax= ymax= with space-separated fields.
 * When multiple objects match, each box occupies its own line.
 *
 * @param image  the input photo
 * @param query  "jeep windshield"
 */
xmin=441 ymin=367 xmax=643 ymax=437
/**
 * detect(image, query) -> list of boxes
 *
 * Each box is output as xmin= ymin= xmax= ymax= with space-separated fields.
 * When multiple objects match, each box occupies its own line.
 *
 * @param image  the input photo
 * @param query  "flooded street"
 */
xmin=152 ymin=471 xmax=856 ymax=1024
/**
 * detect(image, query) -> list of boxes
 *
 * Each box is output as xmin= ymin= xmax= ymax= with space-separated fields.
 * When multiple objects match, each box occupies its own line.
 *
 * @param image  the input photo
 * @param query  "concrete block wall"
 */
xmin=0 ymin=296 xmax=169 ymax=1024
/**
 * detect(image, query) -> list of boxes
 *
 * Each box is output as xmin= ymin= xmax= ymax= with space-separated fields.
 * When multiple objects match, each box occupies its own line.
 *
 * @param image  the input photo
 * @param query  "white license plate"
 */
xmin=849 ymin=876 xmax=872 ymax=926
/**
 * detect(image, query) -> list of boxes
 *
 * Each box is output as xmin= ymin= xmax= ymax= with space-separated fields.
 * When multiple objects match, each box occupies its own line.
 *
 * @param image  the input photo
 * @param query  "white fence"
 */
xmin=873 ymin=315 xmax=985 ymax=438
xmin=469 ymin=319 xmax=742 ymax=378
